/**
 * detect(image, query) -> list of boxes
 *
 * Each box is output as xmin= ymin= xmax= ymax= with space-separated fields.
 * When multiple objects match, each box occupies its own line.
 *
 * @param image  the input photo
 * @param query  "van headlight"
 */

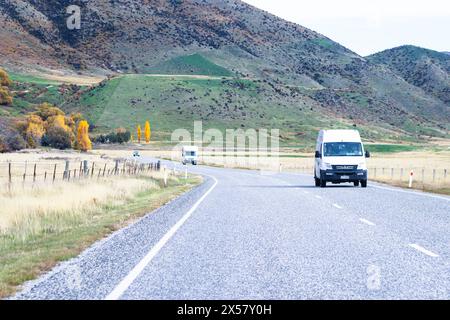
xmin=358 ymin=162 xmax=367 ymax=170
xmin=322 ymin=162 xmax=333 ymax=170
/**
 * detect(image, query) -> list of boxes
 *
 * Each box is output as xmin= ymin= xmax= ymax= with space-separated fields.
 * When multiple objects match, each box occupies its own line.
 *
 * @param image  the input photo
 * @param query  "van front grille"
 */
xmin=332 ymin=165 xmax=357 ymax=171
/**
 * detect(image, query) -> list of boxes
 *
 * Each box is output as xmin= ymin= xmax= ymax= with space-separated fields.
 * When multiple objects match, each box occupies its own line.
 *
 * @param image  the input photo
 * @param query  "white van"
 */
xmin=314 ymin=130 xmax=370 ymax=188
xmin=182 ymin=146 xmax=199 ymax=165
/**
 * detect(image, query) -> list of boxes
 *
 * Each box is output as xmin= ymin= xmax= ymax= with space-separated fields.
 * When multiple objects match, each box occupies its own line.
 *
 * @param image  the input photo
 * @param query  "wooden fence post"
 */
xmin=33 ymin=163 xmax=37 ymax=183
xmin=8 ymin=162 xmax=12 ymax=184
xmin=53 ymin=164 xmax=57 ymax=183
xmin=83 ymin=160 xmax=89 ymax=177
xmin=63 ymin=161 xmax=69 ymax=180
xmin=23 ymin=161 xmax=27 ymax=182
xmin=91 ymin=162 xmax=95 ymax=178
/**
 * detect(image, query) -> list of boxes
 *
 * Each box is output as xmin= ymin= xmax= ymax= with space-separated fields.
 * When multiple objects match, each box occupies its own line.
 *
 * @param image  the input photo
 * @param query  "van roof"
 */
xmin=319 ymin=130 xmax=362 ymax=143
xmin=182 ymin=146 xmax=199 ymax=151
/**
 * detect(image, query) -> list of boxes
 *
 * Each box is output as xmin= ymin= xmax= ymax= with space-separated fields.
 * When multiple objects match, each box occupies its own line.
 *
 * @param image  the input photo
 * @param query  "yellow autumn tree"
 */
xmin=25 ymin=115 xmax=45 ymax=148
xmin=76 ymin=120 xmax=92 ymax=152
xmin=0 ymin=69 xmax=13 ymax=105
xmin=0 ymin=68 xmax=12 ymax=87
xmin=144 ymin=120 xmax=151 ymax=143
xmin=137 ymin=125 xmax=142 ymax=143
xmin=0 ymin=87 xmax=13 ymax=105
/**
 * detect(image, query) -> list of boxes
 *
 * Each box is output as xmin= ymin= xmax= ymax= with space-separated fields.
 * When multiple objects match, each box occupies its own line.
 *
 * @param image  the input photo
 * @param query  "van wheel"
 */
xmin=361 ymin=180 xmax=367 ymax=188
xmin=315 ymin=177 xmax=320 ymax=187
xmin=353 ymin=181 xmax=360 ymax=187
xmin=320 ymin=179 xmax=327 ymax=188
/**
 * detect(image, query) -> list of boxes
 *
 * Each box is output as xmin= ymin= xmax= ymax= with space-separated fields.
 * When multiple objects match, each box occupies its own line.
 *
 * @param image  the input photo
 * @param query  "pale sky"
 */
xmin=242 ymin=0 xmax=450 ymax=56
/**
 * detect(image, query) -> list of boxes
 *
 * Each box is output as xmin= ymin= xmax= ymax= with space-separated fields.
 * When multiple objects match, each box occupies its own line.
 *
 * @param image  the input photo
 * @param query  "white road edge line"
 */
xmin=371 ymin=185 xmax=450 ymax=202
xmin=408 ymin=244 xmax=439 ymax=258
xmin=315 ymin=195 xmax=322 ymax=199
xmin=104 ymin=175 xmax=219 ymax=300
xmin=333 ymin=204 xmax=343 ymax=209
xmin=359 ymin=218 xmax=376 ymax=226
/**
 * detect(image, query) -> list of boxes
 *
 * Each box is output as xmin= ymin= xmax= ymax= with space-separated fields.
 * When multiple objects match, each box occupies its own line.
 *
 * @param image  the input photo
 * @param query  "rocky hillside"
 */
xmin=368 ymin=45 xmax=450 ymax=105
xmin=0 ymin=0 xmax=448 ymax=138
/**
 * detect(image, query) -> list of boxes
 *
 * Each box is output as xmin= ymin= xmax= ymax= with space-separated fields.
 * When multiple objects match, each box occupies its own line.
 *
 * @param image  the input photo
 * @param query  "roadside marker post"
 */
xmin=409 ymin=170 xmax=414 ymax=188
xmin=163 ymin=166 xmax=168 ymax=187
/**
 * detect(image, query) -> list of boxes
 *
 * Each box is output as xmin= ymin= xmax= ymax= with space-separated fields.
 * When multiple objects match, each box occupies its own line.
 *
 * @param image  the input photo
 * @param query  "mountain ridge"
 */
xmin=367 ymin=45 xmax=450 ymax=105
xmin=0 ymin=0 xmax=448 ymax=140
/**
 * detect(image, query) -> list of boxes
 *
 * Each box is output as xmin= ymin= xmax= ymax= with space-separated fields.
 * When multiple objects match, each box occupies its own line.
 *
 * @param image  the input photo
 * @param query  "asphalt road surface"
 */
xmin=13 ymin=159 xmax=450 ymax=299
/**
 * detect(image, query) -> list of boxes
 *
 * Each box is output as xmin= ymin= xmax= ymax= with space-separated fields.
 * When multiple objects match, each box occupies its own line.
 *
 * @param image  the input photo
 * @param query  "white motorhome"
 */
xmin=182 ymin=146 xmax=199 ymax=165
xmin=314 ymin=130 xmax=370 ymax=188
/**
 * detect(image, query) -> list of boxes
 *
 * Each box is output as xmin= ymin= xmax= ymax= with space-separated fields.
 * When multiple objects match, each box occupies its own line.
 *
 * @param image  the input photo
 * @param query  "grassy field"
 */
xmin=96 ymin=146 xmax=450 ymax=195
xmin=0 ymin=150 xmax=201 ymax=297
xmin=146 ymin=53 xmax=234 ymax=77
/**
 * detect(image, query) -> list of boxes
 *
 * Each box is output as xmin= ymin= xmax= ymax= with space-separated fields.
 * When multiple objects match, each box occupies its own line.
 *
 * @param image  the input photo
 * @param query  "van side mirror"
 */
xmin=365 ymin=151 xmax=371 ymax=158
xmin=315 ymin=151 xmax=322 ymax=159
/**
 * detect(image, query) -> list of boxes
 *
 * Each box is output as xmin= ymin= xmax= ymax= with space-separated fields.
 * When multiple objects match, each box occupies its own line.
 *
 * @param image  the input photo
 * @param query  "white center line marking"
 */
xmin=359 ymin=218 xmax=376 ymax=226
xmin=105 ymin=175 xmax=219 ymax=300
xmin=315 ymin=195 xmax=322 ymax=199
xmin=333 ymin=204 xmax=343 ymax=209
xmin=408 ymin=244 xmax=439 ymax=258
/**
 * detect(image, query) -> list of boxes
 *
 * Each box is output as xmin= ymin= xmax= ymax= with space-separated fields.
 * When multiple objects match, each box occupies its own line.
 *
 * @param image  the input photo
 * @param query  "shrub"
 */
xmin=93 ymin=129 xmax=131 ymax=144
xmin=116 ymin=128 xmax=131 ymax=144
xmin=0 ymin=87 xmax=13 ymax=105
xmin=0 ymin=136 xmax=7 ymax=153
xmin=6 ymin=133 xmax=27 ymax=151
xmin=41 ymin=126 xmax=72 ymax=150
xmin=34 ymin=103 xmax=64 ymax=121
xmin=0 ymin=68 xmax=12 ymax=87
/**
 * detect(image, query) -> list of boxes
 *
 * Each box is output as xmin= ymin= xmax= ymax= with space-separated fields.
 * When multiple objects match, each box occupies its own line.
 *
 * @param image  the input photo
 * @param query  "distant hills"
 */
xmin=368 ymin=45 xmax=450 ymax=105
xmin=0 ymin=0 xmax=448 ymax=143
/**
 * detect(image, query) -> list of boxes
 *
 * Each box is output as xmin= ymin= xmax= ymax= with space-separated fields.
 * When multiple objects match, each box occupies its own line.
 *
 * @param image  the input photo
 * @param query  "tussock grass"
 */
xmin=0 ymin=177 xmax=157 ymax=238
xmin=0 ymin=170 xmax=201 ymax=298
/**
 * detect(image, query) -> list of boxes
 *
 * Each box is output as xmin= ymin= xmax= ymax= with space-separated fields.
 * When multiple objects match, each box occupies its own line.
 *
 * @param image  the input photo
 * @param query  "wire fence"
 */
xmin=281 ymin=165 xmax=449 ymax=189
xmin=0 ymin=159 xmax=162 ymax=187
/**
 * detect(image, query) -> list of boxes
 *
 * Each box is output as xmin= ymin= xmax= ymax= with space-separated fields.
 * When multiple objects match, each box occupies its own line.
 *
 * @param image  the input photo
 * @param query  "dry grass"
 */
xmin=0 ymin=153 xmax=201 ymax=297
xmin=35 ymin=72 xmax=105 ymax=86
xmin=0 ymin=177 xmax=157 ymax=238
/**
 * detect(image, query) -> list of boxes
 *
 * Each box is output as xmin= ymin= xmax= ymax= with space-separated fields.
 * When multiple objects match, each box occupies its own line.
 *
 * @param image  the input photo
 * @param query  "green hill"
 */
xmin=367 ymin=46 xmax=450 ymax=104
xmin=59 ymin=74 xmax=431 ymax=145
xmin=146 ymin=54 xmax=233 ymax=77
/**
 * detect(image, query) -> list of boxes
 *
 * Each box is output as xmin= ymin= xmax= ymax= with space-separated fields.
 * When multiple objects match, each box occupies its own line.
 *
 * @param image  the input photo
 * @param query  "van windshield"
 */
xmin=324 ymin=142 xmax=363 ymax=157
xmin=184 ymin=151 xmax=196 ymax=157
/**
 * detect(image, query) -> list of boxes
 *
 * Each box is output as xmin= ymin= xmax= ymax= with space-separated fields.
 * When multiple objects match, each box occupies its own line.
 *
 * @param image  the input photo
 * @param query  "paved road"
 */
xmin=13 ymin=159 xmax=450 ymax=299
